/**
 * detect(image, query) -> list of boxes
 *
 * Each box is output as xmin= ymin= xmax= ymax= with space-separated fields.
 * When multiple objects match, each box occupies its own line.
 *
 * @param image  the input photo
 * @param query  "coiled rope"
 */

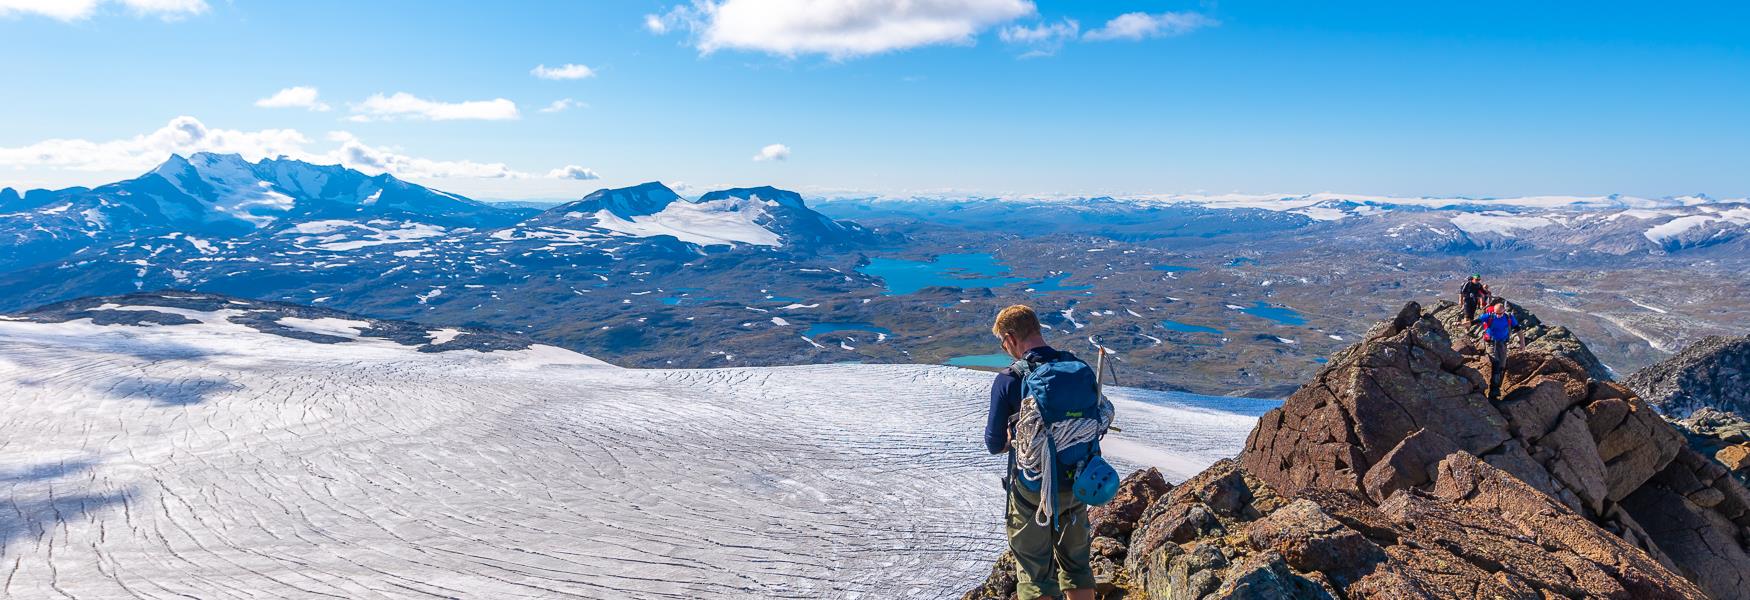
xmin=1012 ymin=394 xmax=1115 ymax=527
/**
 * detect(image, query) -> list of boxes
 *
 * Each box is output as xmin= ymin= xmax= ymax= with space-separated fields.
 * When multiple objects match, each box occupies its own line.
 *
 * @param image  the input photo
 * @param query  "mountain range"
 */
xmin=3 ymin=155 xmax=1747 ymax=397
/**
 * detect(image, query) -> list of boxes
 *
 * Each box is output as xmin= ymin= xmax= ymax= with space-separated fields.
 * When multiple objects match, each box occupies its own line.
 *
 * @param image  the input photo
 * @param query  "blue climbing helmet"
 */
xmin=1073 ymin=455 xmax=1120 ymax=505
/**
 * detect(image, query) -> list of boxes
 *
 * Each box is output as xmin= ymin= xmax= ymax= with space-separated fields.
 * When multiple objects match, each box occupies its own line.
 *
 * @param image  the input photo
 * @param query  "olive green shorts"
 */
xmin=1007 ymin=482 xmax=1095 ymax=600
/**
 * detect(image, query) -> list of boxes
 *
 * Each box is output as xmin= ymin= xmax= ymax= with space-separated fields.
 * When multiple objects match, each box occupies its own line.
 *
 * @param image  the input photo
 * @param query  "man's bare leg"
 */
xmin=1064 ymin=589 xmax=1095 ymax=600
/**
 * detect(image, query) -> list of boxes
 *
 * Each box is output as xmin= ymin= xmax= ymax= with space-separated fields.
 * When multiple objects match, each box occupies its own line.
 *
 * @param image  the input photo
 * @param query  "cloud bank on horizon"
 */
xmin=0 ymin=116 xmax=576 ymax=181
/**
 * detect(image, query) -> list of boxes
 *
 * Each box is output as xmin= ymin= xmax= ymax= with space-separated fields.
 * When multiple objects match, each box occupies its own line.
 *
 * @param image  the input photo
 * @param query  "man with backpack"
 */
xmin=983 ymin=305 xmax=1107 ymax=600
xmin=1460 ymin=275 xmax=1484 ymax=322
xmin=1475 ymin=298 xmax=1519 ymax=402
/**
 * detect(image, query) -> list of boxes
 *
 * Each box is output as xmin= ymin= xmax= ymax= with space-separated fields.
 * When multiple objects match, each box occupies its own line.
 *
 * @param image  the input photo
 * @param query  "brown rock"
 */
xmin=1089 ymin=467 xmax=1171 ymax=542
xmin=1242 ymin=302 xmax=1509 ymax=499
xmin=1212 ymin=551 xmax=1338 ymax=599
xmin=960 ymin=550 xmax=1019 ymax=600
xmin=1091 ymin=536 xmax=1126 ymax=561
xmin=1719 ymin=444 xmax=1750 ymax=471
xmin=1535 ymin=406 xmax=1609 ymax=513
xmin=1244 ymin=498 xmax=1385 ymax=581
xmin=1620 ymin=447 xmax=1750 ymax=600
xmin=1361 ymin=427 xmax=1462 ymax=503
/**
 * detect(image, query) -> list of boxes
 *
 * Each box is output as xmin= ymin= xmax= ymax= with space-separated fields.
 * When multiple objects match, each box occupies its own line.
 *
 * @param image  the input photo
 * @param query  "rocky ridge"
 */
xmin=964 ymin=300 xmax=1750 ymax=599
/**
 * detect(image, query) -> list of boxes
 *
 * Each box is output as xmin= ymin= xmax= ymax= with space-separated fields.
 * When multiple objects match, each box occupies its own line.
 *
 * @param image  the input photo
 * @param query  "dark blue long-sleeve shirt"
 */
xmin=983 ymin=346 xmax=1062 ymax=455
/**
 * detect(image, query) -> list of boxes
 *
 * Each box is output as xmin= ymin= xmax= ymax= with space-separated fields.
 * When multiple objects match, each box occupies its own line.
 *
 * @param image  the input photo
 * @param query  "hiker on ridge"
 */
xmin=1475 ymin=298 xmax=1519 ymax=402
xmin=1460 ymin=275 xmax=1484 ymax=322
xmin=983 ymin=304 xmax=1106 ymax=600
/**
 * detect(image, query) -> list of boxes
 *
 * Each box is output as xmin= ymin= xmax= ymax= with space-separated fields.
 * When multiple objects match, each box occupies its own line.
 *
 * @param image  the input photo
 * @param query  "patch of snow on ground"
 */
xmin=277 ymin=316 xmax=371 ymax=338
xmin=428 ymin=328 xmax=464 ymax=344
xmin=1626 ymin=298 xmax=1669 ymax=314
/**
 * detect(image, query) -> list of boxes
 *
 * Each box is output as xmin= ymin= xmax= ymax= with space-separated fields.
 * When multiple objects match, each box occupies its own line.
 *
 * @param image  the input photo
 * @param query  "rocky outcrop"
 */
xmin=1668 ymin=409 xmax=1750 ymax=487
xmin=1629 ymin=335 xmax=1750 ymax=489
xmin=1626 ymin=334 xmax=1750 ymax=419
xmin=964 ymin=300 xmax=1750 ymax=599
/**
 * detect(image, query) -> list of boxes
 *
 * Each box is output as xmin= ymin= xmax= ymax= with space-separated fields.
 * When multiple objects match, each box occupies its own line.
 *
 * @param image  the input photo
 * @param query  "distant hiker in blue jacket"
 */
xmin=1476 ymin=298 xmax=1519 ymax=401
xmin=983 ymin=305 xmax=1097 ymax=600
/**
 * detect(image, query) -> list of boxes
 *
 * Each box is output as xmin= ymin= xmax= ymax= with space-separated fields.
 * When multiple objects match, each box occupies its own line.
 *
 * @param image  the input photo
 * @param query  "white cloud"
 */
xmin=255 ymin=86 xmax=331 ymax=112
xmin=531 ymin=63 xmax=597 ymax=80
xmin=118 ymin=0 xmax=205 ymax=17
xmin=349 ymin=92 xmax=519 ymax=122
xmin=539 ymin=98 xmax=585 ymax=113
xmin=547 ymin=165 xmax=602 ymax=180
xmin=649 ymin=0 xmax=1036 ymax=59
xmin=324 ymin=132 xmax=527 ymax=179
xmin=1083 ymin=11 xmax=1214 ymax=41
xmin=0 ymin=116 xmax=310 ymax=172
xmin=999 ymin=18 xmax=1077 ymax=57
xmin=0 ymin=115 xmax=579 ymax=181
xmin=0 ymin=0 xmax=206 ymax=20
xmin=753 ymin=143 xmax=791 ymax=162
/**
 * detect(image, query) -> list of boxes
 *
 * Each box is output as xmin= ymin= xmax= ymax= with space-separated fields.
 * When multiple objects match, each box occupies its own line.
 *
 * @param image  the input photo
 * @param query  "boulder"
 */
xmin=1089 ymin=468 xmax=1171 ymax=542
xmin=1721 ymin=444 xmax=1750 ymax=471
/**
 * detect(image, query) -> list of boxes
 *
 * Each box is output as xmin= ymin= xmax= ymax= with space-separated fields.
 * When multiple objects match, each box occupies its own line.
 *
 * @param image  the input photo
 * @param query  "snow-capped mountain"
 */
xmin=0 ymin=291 xmax=1267 ymax=598
xmin=815 ymin=191 xmax=1750 ymax=256
xmin=518 ymin=182 xmax=874 ymax=248
xmin=0 ymin=155 xmax=875 ymax=276
xmin=0 ymin=153 xmax=525 ymax=270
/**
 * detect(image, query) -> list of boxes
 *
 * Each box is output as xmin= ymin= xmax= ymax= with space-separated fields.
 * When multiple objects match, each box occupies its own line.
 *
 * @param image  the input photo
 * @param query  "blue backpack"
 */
xmin=1008 ymin=352 xmax=1114 ymax=504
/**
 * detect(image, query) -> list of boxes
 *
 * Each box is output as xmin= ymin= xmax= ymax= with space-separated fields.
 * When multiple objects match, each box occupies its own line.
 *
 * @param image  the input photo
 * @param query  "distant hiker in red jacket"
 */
xmin=1475 ymin=298 xmax=1519 ymax=402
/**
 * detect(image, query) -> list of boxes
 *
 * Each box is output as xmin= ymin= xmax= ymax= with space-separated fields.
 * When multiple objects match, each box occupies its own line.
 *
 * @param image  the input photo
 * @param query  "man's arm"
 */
xmin=983 ymin=372 xmax=1019 ymax=455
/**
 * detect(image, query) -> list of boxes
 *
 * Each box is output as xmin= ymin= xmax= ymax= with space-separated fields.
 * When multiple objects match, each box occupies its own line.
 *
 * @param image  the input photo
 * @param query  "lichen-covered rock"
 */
xmin=960 ymin=551 xmax=1019 ymax=600
xmin=1090 ymin=468 xmax=1171 ymax=542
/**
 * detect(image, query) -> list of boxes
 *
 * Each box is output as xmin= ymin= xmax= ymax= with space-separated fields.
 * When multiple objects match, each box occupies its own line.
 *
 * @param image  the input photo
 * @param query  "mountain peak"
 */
xmin=698 ymin=186 xmax=808 ymax=209
xmin=149 ymin=153 xmax=195 ymax=178
xmin=564 ymin=182 xmax=682 ymax=219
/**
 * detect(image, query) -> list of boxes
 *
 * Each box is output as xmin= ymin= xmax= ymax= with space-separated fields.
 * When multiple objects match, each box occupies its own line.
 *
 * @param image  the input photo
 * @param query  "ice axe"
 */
xmin=1095 ymin=346 xmax=1123 ymax=433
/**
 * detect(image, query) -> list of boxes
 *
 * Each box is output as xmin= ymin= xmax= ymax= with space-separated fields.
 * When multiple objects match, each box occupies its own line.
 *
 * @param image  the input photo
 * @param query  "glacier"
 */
xmin=0 ymin=302 xmax=1270 ymax=599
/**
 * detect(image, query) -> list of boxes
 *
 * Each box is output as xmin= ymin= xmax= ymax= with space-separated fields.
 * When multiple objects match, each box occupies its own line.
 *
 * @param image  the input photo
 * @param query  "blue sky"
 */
xmin=1 ymin=1 xmax=1745 ymax=199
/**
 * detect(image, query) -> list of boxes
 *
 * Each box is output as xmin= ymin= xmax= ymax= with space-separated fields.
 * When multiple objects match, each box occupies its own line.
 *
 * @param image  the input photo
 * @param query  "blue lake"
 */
xmin=803 ymin=322 xmax=892 ymax=338
xmin=859 ymin=253 xmax=1027 ymax=295
xmin=661 ymin=295 xmax=713 ymax=305
xmin=1228 ymin=257 xmax=1259 ymax=267
xmin=1239 ymin=301 xmax=1306 ymax=326
xmin=1152 ymin=265 xmax=1199 ymax=272
xmin=945 ymin=353 xmax=1016 ymax=368
xmin=1028 ymin=272 xmax=1094 ymax=295
xmin=1160 ymin=320 xmax=1223 ymax=334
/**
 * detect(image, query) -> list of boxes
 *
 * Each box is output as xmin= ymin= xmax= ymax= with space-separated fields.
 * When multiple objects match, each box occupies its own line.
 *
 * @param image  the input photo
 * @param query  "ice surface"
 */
xmin=0 ymin=313 xmax=1268 ymax=598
